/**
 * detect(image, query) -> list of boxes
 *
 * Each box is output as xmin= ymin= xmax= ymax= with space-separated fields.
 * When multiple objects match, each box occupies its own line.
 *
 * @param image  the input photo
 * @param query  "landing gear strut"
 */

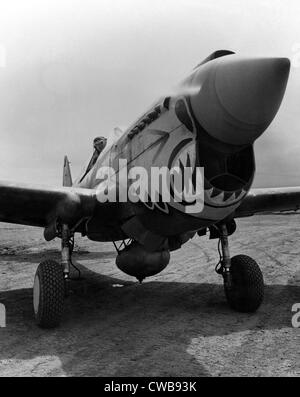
xmin=216 ymin=223 xmax=264 ymax=313
xmin=219 ymin=224 xmax=232 ymax=289
xmin=61 ymin=224 xmax=72 ymax=280
xmin=33 ymin=224 xmax=73 ymax=328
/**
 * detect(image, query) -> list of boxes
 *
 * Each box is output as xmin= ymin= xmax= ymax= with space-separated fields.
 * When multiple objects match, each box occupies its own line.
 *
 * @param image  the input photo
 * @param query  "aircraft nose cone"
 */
xmin=190 ymin=57 xmax=290 ymax=145
xmin=216 ymin=57 xmax=290 ymax=128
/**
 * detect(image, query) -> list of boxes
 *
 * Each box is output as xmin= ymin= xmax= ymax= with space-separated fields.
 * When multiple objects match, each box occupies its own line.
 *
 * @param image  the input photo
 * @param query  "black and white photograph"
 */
xmin=0 ymin=0 xmax=299 ymax=380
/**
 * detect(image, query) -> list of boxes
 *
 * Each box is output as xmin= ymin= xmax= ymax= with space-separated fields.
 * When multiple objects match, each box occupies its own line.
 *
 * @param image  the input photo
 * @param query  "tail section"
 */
xmin=63 ymin=156 xmax=73 ymax=187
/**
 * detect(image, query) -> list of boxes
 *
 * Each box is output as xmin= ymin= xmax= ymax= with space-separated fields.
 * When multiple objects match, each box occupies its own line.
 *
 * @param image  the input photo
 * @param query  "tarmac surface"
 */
xmin=0 ymin=215 xmax=299 ymax=376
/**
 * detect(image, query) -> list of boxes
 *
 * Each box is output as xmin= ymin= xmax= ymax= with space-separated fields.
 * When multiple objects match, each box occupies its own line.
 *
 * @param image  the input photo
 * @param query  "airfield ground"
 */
xmin=0 ymin=215 xmax=299 ymax=377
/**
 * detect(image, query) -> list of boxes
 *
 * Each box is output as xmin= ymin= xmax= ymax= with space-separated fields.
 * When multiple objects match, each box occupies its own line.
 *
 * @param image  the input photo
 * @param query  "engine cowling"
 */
xmin=116 ymin=242 xmax=170 ymax=282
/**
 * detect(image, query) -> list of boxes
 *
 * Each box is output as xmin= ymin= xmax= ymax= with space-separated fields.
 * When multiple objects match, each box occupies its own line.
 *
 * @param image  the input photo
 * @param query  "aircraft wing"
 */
xmin=235 ymin=187 xmax=300 ymax=217
xmin=0 ymin=181 xmax=97 ymax=228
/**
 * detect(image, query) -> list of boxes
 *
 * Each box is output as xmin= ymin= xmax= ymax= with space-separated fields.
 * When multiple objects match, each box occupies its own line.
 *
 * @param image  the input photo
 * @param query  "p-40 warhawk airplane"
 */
xmin=0 ymin=50 xmax=295 ymax=328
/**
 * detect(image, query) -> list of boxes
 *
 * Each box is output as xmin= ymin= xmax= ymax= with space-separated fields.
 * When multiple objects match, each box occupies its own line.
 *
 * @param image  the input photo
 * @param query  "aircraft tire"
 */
xmin=224 ymin=255 xmax=264 ymax=313
xmin=33 ymin=260 xmax=65 ymax=328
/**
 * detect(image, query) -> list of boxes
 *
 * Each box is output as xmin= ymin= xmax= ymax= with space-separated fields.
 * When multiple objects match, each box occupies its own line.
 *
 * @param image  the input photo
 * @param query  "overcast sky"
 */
xmin=0 ymin=0 xmax=299 ymax=187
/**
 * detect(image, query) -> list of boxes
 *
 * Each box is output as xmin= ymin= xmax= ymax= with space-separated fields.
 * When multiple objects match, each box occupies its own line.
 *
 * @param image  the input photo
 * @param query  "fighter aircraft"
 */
xmin=0 ymin=50 xmax=296 ymax=328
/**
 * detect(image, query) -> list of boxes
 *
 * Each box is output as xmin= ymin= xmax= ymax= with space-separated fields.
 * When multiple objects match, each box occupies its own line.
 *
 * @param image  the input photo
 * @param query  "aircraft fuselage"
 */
xmin=75 ymin=53 xmax=290 ymax=249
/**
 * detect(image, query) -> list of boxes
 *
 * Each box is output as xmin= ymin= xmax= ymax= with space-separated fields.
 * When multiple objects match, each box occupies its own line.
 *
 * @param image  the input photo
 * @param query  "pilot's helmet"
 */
xmin=93 ymin=136 xmax=107 ymax=153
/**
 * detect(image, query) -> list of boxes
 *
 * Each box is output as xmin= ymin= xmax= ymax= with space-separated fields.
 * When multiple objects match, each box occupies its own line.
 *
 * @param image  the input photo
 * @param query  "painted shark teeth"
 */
xmin=223 ymin=192 xmax=234 ymax=201
xmin=143 ymin=196 xmax=169 ymax=214
xmin=205 ymin=186 xmax=247 ymax=205
xmin=235 ymin=189 xmax=243 ymax=199
xmin=207 ymin=188 xmax=214 ymax=196
xmin=171 ymin=141 xmax=249 ymax=208
xmin=154 ymin=201 xmax=169 ymax=214
xmin=211 ymin=188 xmax=222 ymax=198
xmin=212 ymin=191 xmax=224 ymax=204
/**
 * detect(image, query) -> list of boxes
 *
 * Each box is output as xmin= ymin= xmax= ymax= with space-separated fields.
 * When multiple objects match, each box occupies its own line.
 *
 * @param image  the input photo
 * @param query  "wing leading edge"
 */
xmin=1 ymin=182 xmax=300 ymax=234
xmin=235 ymin=187 xmax=300 ymax=217
xmin=0 ymin=181 xmax=97 ymax=229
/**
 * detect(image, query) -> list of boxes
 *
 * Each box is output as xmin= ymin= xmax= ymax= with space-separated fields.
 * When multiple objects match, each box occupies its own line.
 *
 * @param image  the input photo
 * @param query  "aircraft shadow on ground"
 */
xmin=0 ymin=262 xmax=299 ymax=376
xmin=0 ymin=250 xmax=116 ymax=263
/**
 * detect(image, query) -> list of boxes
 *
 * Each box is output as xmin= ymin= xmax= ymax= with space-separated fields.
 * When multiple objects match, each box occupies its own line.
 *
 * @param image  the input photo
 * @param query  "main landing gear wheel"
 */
xmin=216 ymin=223 xmax=264 ymax=313
xmin=224 ymin=255 xmax=264 ymax=313
xmin=33 ymin=223 xmax=74 ymax=328
xmin=33 ymin=260 xmax=65 ymax=328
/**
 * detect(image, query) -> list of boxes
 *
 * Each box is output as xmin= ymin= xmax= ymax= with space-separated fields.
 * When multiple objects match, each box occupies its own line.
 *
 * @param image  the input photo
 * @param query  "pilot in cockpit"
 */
xmin=79 ymin=136 xmax=107 ymax=182
xmin=88 ymin=136 xmax=107 ymax=169
xmin=93 ymin=136 xmax=107 ymax=155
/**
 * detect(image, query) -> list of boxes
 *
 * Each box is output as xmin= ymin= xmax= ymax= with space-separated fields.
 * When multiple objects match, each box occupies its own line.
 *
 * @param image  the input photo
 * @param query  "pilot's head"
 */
xmin=93 ymin=136 xmax=107 ymax=153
